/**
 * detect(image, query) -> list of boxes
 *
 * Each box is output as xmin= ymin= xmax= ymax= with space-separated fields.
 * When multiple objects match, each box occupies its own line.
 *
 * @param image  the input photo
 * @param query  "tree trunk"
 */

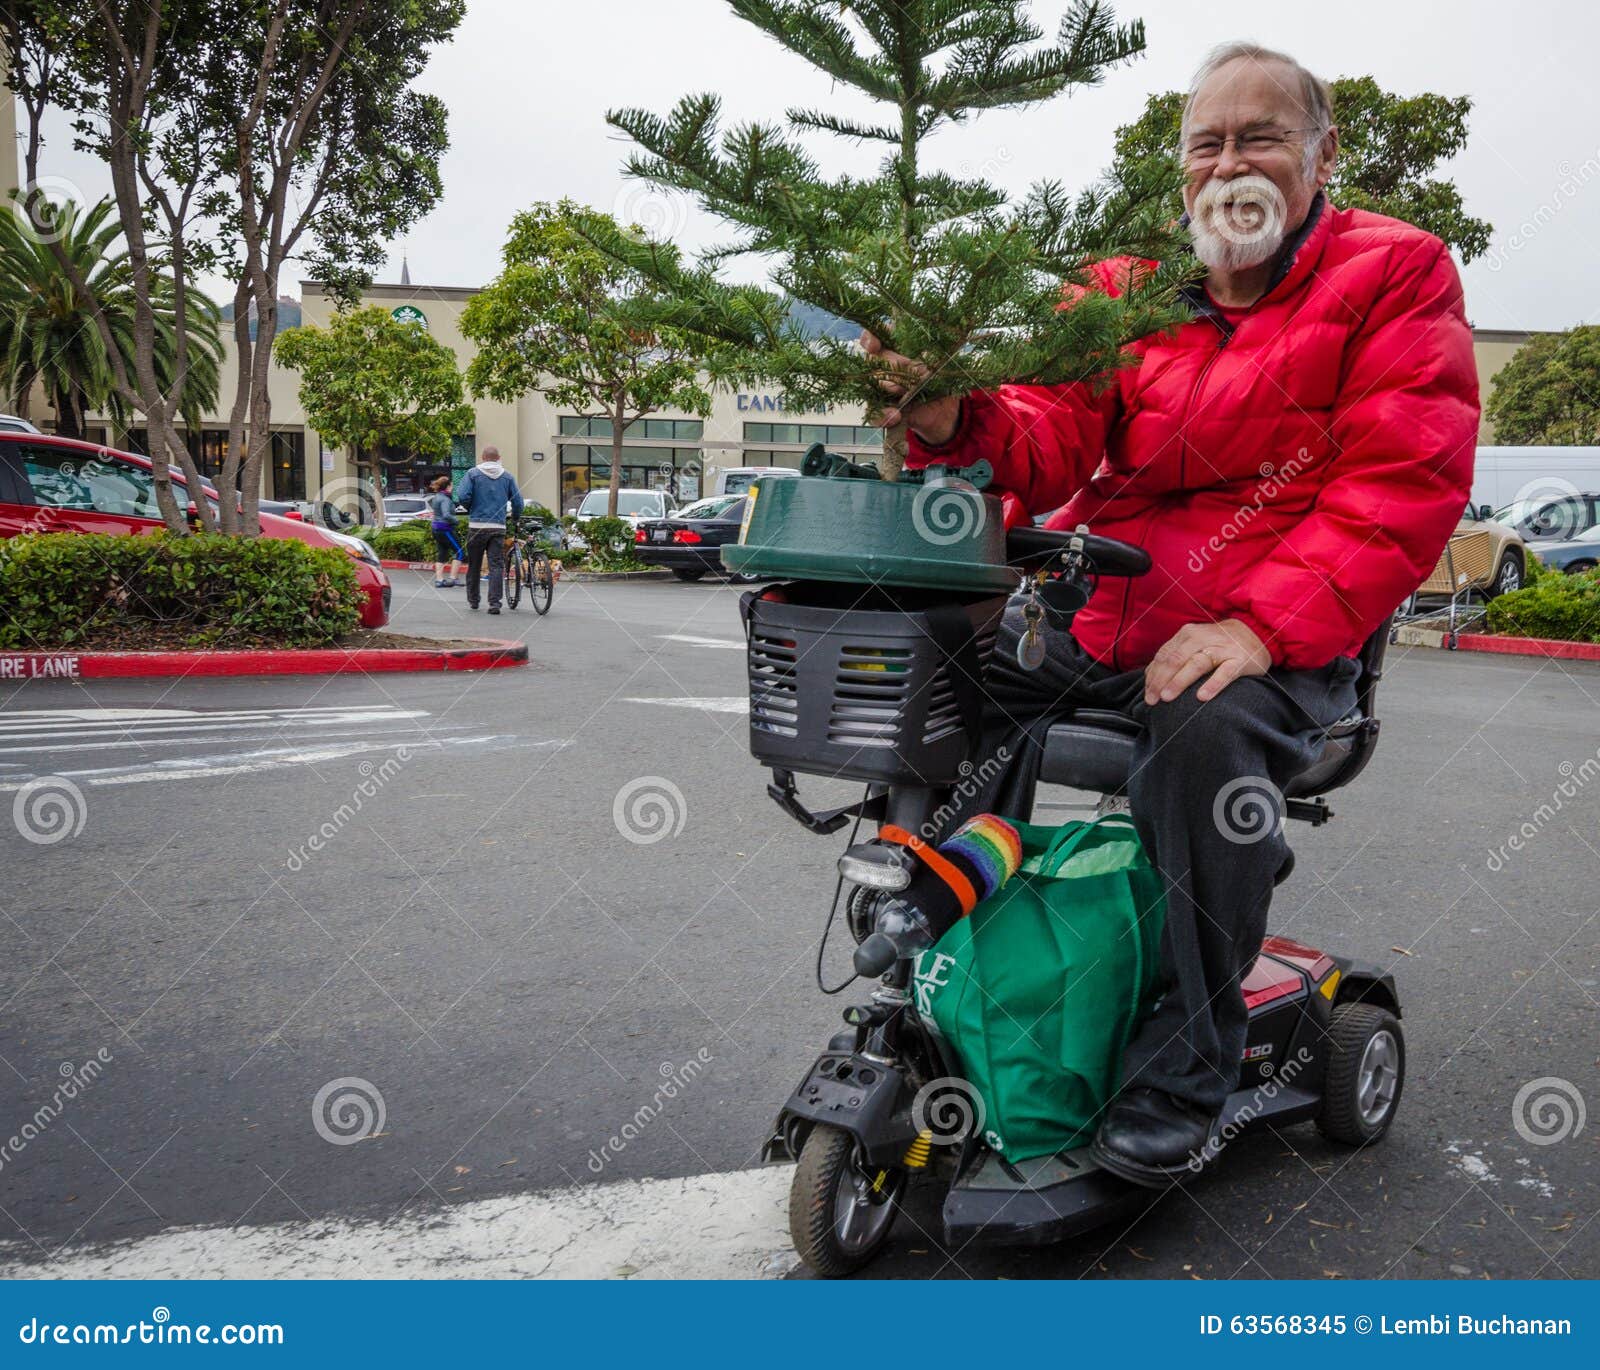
xmin=53 ymin=387 xmax=83 ymax=441
xmin=608 ymin=394 xmax=625 ymax=518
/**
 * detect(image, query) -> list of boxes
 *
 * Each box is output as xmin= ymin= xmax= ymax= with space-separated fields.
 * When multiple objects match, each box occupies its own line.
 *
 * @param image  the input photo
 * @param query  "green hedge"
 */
xmin=0 ymin=532 xmax=366 ymax=649
xmin=1486 ymin=568 xmax=1600 ymax=642
xmin=576 ymin=515 xmax=641 ymax=571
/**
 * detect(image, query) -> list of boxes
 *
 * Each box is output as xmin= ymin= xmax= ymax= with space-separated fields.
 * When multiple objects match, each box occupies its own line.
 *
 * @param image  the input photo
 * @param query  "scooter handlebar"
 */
xmin=1005 ymin=525 xmax=1152 ymax=578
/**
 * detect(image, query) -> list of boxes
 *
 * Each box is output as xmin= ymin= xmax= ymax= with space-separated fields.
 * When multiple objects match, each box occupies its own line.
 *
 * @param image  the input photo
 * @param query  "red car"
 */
xmin=0 ymin=433 xmax=390 ymax=628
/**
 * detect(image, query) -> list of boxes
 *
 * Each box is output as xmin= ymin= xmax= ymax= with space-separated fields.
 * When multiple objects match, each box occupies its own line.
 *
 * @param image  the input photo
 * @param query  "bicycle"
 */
xmin=504 ymin=515 xmax=554 ymax=614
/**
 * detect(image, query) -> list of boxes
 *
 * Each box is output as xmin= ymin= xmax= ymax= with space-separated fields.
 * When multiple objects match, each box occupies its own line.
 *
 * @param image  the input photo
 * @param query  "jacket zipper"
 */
xmin=1110 ymin=318 xmax=1232 ymax=671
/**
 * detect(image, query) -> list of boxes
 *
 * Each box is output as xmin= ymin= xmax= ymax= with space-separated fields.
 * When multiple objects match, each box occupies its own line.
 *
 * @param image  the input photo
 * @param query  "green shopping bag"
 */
xmin=912 ymin=815 xmax=1167 ymax=1164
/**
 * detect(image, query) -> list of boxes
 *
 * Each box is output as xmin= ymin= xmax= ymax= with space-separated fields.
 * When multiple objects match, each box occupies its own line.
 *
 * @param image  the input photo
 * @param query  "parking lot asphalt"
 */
xmin=0 ymin=569 xmax=1595 ymax=1279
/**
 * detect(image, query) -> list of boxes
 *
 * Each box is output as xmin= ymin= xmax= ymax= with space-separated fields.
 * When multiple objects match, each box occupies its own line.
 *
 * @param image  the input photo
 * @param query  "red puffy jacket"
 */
xmin=907 ymin=199 xmax=1479 ymax=671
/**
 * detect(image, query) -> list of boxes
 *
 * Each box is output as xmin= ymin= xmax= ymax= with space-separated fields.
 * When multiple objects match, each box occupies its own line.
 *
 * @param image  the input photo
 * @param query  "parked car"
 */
xmin=1530 ymin=525 xmax=1600 ymax=576
xmin=573 ymin=487 xmax=679 ymax=527
xmin=1489 ymin=493 xmax=1600 ymax=542
xmin=715 ymin=466 xmax=800 ymax=496
xmin=0 ymin=434 xmax=391 ymax=627
xmin=634 ymin=494 xmax=760 ymax=581
xmin=382 ymin=493 xmax=431 ymax=528
xmin=0 ymin=414 xmax=42 ymax=434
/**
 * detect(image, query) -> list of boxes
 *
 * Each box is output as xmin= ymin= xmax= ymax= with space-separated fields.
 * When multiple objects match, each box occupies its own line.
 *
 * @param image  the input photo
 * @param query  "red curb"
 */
xmin=0 ymin=640 xmax=529 ymax=681
xmin=1452 ymin=633 xmax=1600 ymax=662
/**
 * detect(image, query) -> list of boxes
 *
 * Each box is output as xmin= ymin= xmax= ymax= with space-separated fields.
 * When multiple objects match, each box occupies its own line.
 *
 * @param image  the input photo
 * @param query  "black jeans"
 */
xmin=465 ymin=528 xmax=505 ymax=608
xmin=945 ymin=603 xmax=1361 ymax=1113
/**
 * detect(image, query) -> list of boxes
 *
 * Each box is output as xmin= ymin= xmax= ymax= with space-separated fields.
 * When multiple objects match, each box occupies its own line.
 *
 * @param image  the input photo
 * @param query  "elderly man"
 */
xmin=869 ymin=42 xmax=1477 ymax=1185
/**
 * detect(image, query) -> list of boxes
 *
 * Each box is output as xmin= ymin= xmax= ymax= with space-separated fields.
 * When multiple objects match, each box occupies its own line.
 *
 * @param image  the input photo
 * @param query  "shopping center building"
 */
xmin=79 ymin=274 xmax=1550 ymax=512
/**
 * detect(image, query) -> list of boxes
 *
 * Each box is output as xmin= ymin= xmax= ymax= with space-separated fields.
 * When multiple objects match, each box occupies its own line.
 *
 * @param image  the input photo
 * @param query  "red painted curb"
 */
xmin=1453 ymin=633 xmax=1600 ymax=662
xmin=0 ymin=640 xmax=529 ymax=681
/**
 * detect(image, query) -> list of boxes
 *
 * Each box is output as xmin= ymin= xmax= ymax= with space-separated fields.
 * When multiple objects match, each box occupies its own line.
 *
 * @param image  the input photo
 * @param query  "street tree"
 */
xmin=274 ymin=305 xmax=475 ymax=515
xmin=2 ymin=0 xmax=462 ymax=533
xmin=587 ymin=0 xmax=1189 ymax=478
xmin=1112 ymin=75 xmax=1492 ymax=262
xmin=460 ymin=200 xmax=713 ymax=518
xmin=1485 ymin=326 xmax=1600 ymax=445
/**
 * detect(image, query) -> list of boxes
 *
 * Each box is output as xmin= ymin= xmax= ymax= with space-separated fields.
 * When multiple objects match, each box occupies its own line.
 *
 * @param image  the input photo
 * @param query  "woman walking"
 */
xmin=427 ymin=476 xmax=465 ymax=587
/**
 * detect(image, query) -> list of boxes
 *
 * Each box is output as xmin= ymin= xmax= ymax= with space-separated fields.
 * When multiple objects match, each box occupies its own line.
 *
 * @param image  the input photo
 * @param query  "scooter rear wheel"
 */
xmin=1316 ymin=1002 xmax=1405 ymax=1145
xmin=790 ymin=1124 xmax=904 ymax=1277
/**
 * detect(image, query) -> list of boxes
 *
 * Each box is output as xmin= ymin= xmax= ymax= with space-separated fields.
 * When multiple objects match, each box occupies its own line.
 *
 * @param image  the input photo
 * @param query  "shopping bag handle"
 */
xmin=1039 ymin=812 xmax=1139 ymax=870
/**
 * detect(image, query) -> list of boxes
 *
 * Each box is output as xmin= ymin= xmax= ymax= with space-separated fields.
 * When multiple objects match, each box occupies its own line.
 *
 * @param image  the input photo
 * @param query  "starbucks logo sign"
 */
xmin=391 ymin=304 xmax=428 ymax=330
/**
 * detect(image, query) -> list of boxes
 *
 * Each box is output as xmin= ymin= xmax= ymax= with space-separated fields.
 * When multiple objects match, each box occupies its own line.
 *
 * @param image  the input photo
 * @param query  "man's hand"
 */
xmin=860 ymin=330 xmax=962 ymax=445
xmin=1143 ymin=619 xmax=1271 ymax=706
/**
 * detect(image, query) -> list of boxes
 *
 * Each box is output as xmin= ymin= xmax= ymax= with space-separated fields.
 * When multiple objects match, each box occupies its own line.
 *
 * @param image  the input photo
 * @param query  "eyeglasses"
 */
xmin=1182 ymin=128 xmax=1323 ymax=164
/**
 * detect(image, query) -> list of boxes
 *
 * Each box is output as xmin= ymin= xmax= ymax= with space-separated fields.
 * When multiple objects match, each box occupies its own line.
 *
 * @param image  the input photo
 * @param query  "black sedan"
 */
xmin=634 ymin=494 xmax=759 ymax=582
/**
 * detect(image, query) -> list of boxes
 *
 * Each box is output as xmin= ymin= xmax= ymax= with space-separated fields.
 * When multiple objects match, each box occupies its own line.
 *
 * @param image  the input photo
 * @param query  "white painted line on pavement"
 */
xmin=656 ymin=634 xmax=745 ymax=650
xmin=0 ymin=736 xmax=565 ymax=789
xmin=0 ymin=1167 xmax=799 ymax=1280
xmin=625 ymin=696 xmax=749 ymax=714
xmin=0 ymin=712 xmax=431 ymax=743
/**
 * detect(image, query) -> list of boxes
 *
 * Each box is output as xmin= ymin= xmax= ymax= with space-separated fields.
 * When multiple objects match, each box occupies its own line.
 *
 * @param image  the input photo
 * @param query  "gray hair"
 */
xmin=1180 ymin=42 xmax=1333 ymax=172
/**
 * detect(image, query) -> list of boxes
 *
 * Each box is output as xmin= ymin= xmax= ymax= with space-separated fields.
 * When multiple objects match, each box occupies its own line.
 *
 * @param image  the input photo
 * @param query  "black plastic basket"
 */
xmin=741 ymin=582 xmax=1006 ymax=786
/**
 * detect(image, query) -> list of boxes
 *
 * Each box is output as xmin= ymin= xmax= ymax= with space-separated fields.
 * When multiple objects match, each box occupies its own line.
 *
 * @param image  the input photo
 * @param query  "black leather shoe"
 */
xmin=487 ymin=606 xmax=501 ymax=615
xmin=1090 ymin=1088 xmax=1219 ymax=1188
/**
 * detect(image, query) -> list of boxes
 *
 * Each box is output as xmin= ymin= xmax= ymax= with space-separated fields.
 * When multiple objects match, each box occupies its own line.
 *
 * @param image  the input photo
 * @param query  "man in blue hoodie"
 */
xmin=454 ymin=447 xmax=524 ymax=614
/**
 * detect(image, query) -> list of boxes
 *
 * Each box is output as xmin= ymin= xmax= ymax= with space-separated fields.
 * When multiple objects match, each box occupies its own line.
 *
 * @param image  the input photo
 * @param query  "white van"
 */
xmin=715 ymin=466 xmax=801 ymax=496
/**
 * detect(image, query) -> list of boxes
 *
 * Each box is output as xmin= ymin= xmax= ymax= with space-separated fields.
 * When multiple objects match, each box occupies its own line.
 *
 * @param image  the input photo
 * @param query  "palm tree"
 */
xmin=0 ymin=196 xmax=222 ymax=438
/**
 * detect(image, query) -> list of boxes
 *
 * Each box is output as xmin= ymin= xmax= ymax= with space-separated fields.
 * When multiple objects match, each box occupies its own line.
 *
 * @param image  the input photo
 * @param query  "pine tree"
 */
xmin=592 ymin=0 xmax=1192 ymax=476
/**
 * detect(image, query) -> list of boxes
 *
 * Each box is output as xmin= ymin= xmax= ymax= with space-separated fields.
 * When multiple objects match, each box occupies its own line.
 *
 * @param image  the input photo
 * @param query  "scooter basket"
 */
xmin=741 ymin=582 xmax=1006 ymax=786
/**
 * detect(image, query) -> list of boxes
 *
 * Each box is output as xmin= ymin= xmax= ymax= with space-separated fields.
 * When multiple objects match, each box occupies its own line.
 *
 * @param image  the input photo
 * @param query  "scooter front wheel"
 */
xmin=789 ymin=1124 xmax=904 ymax=1277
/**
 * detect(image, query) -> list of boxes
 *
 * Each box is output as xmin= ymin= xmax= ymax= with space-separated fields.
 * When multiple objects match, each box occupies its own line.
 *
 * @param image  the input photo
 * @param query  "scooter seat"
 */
xmin=1039 ymin=708 xmax=1368 ymax=799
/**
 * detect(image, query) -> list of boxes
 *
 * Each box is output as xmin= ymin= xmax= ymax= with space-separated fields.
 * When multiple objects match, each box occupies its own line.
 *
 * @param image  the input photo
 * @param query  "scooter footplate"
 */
xmin=942 ymin=1147 xmax=1150 ymax=1248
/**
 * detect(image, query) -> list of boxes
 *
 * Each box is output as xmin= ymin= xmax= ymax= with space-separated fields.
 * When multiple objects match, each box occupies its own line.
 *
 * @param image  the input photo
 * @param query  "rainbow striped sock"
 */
xmin=939 ymin=814 xmax=1024 ymax=907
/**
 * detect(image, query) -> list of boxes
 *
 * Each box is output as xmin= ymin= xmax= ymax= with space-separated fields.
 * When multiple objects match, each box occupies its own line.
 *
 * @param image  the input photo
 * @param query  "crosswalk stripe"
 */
xmin=0 ymin=1167 xmax=799 ymax=1280
xmin=0 ymin=711 xmax=429 ymax=742
xmin=626 ymin=696 xmax=749 ymax=714
xmin=0 ymin=705 xmax=415 ymax=726
xmin=656 ymin=634 xmax=746 ymax=650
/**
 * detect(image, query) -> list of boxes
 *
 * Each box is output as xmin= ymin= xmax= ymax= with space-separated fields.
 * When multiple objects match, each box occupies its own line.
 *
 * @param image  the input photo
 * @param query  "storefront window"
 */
xmin=558 ymin=442 xmax=703 ymax=512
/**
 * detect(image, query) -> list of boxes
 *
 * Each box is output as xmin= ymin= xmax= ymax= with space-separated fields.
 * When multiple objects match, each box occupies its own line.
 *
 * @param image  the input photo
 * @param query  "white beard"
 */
xmin=1188 ymin=174 xmax=1290 ymax=272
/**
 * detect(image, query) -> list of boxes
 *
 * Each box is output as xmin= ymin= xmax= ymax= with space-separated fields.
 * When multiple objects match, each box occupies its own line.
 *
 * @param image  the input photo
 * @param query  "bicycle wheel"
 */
xmin=505 ymin=540 xmax=523 ymax=608
xmin=530 ymin=550 xmax=554 ymax=615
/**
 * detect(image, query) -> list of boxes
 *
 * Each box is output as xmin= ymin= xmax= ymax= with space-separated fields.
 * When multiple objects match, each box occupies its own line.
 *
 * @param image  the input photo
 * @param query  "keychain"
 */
xmin=1016 ymin=580 xmax=1047 ymax=671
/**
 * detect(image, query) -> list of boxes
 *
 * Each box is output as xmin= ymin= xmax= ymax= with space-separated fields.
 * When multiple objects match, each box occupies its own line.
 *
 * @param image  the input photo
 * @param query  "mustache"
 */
xmin=1191 ymin=175 xmax=1287 ymax=241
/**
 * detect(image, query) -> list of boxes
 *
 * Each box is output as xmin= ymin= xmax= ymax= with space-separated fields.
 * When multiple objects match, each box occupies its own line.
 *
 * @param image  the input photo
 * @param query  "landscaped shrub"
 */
xmin=0 ymin=532 xmax=365 ymax=649
xmin=577 ymin=515 xmax=640 ymax=571
xmin=1485 ymin=568 xmax=1600 ymax=642
xmin=369 ymin=521 xmax=436 ymax=563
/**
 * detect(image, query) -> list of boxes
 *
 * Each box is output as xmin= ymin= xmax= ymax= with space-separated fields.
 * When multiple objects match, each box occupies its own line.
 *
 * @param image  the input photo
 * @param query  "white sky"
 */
xmin=32 ymin=0 xmax=1600 ymax=331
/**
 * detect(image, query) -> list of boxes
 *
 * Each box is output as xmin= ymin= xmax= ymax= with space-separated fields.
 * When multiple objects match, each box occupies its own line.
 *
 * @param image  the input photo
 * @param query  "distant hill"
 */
xmin=783 ymin=298 xmax=859 ymax=341
xmin=219 ymin=295 xmax=302 ymax=339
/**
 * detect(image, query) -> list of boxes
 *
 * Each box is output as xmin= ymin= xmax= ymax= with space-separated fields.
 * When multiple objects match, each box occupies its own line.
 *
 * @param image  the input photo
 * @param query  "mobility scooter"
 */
xmin=724 ymin=456 xmax=1406 ymax=1278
